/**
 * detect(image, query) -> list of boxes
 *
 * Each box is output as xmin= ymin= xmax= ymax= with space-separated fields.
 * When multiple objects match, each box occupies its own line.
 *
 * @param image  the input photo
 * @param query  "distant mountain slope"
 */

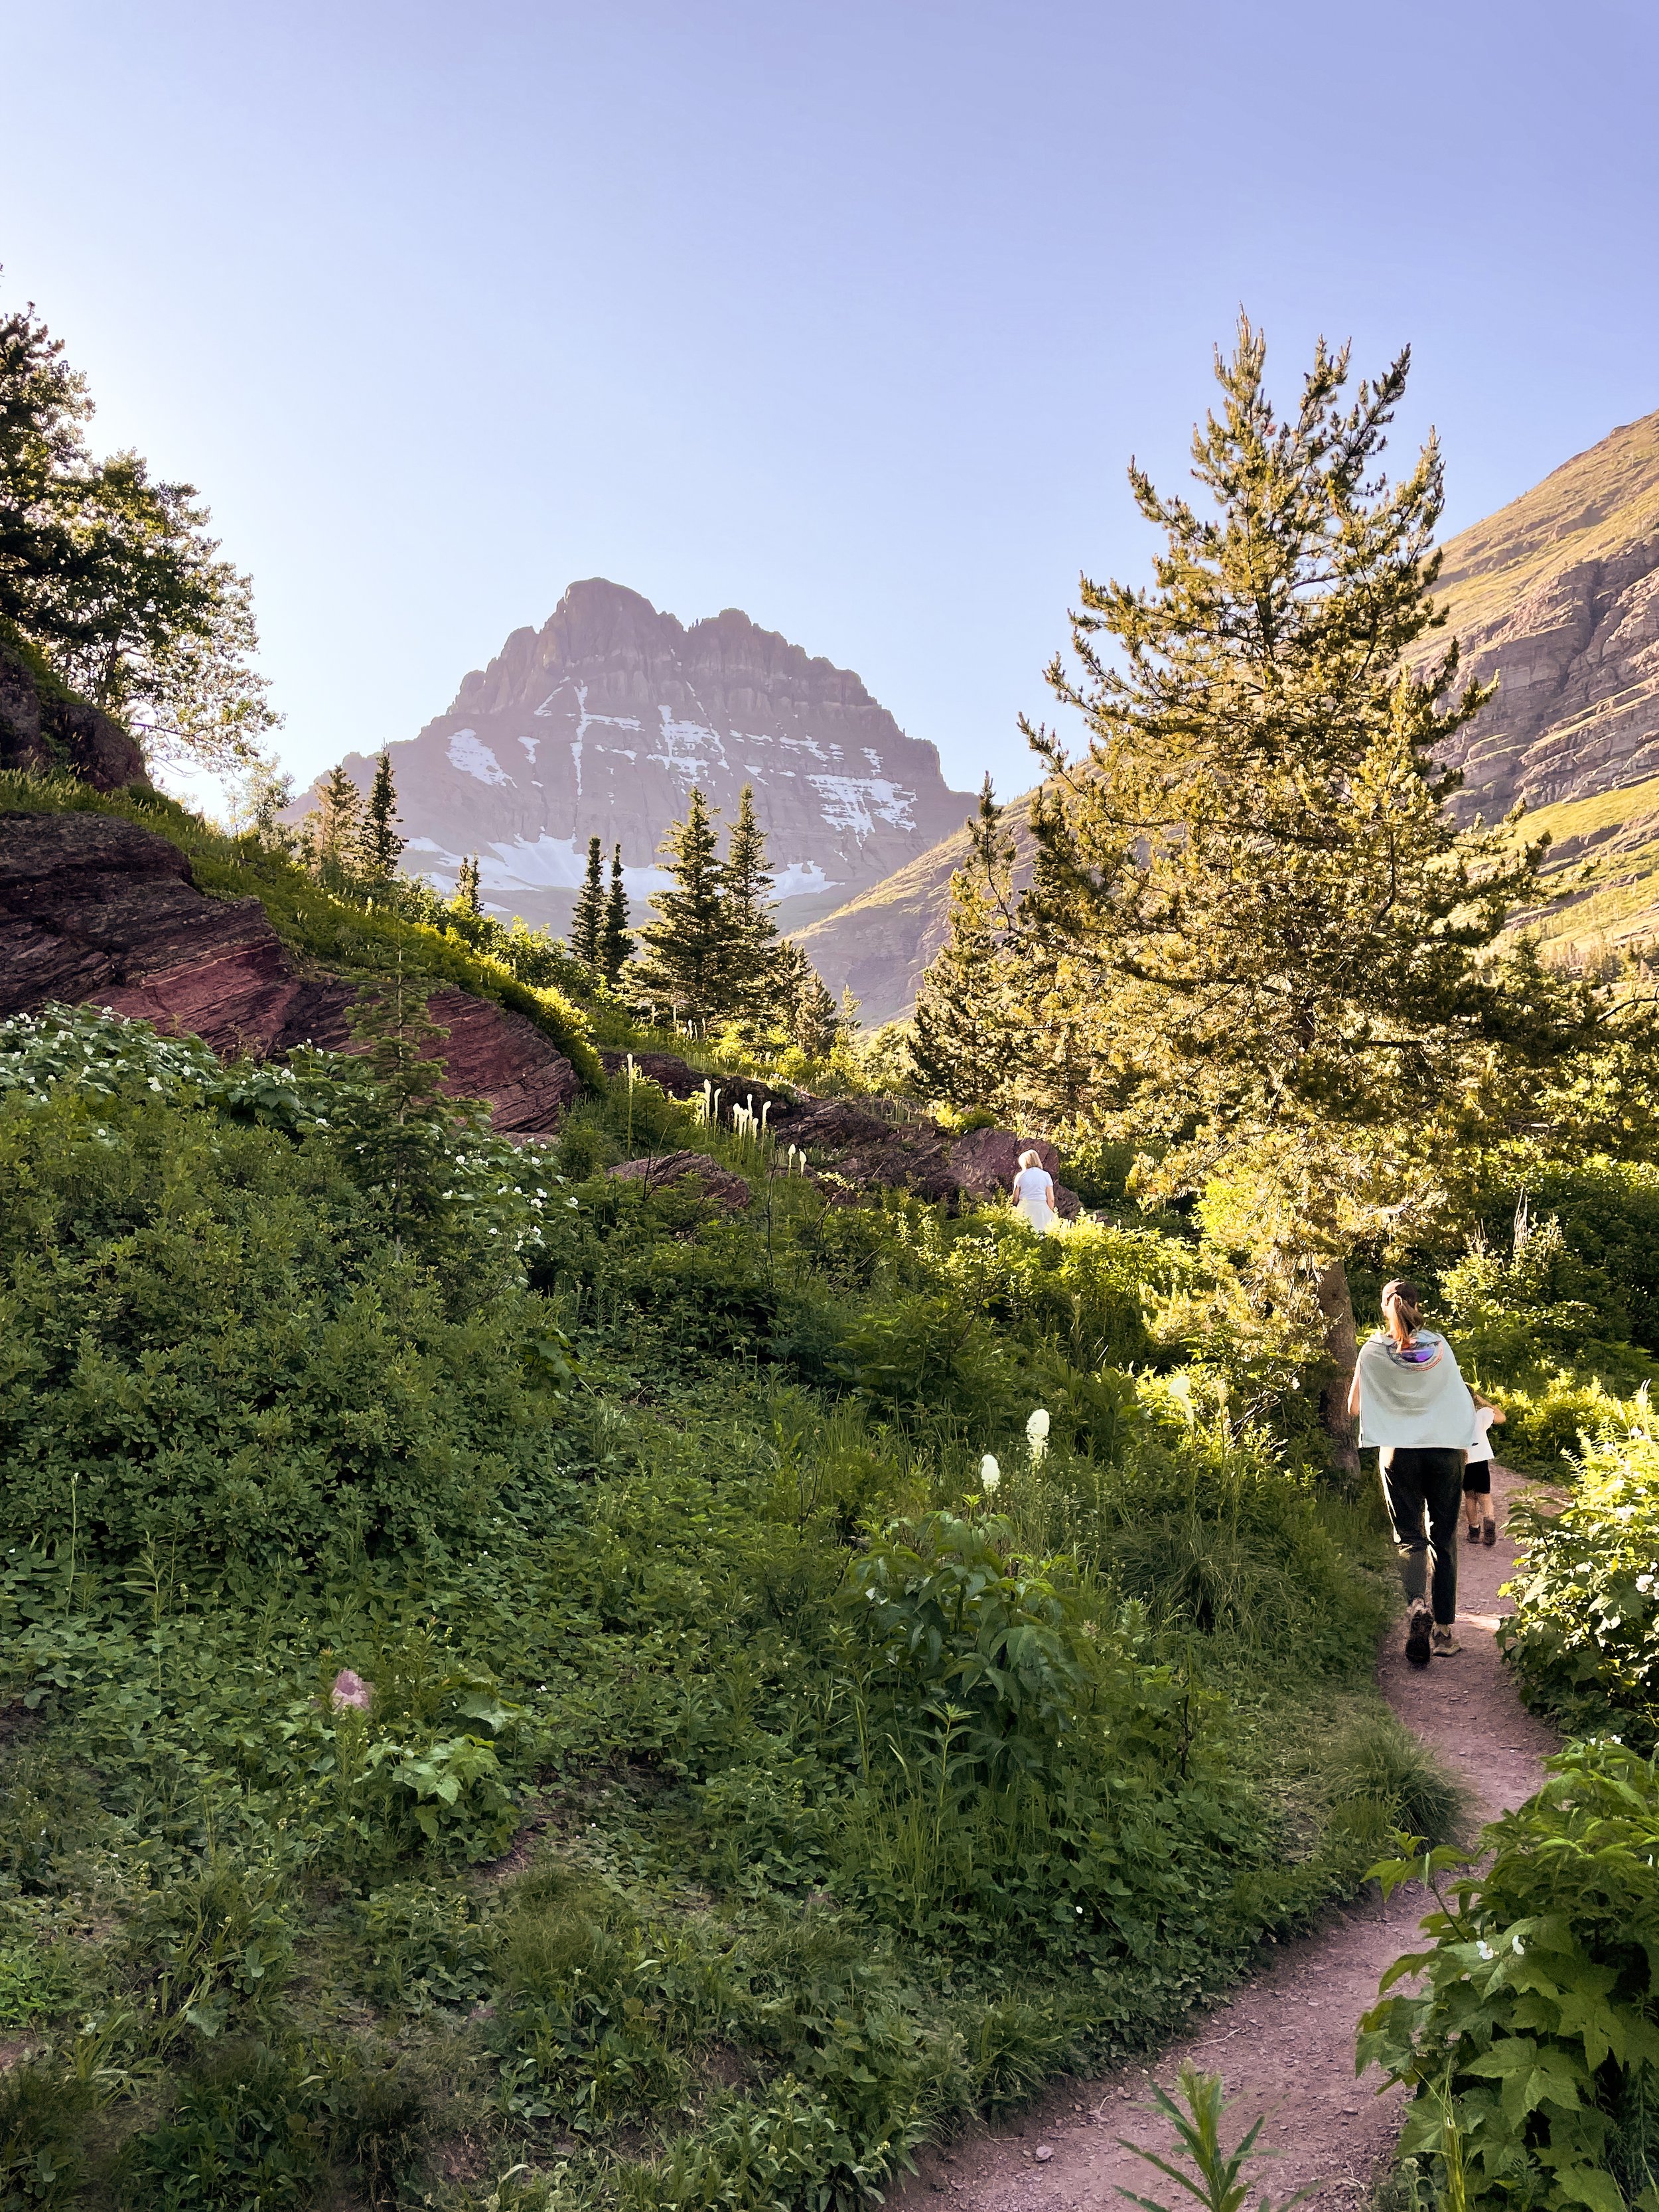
xmin=1505 ymin=772 xmax=1659 ymax=962
xmin=333 ymin=579 xmax=974 ymax=935
xmin=792 ymin=796 xmax=1043 ymax=1025
xmin=1433 ymin=409 xmax=1659 ymax=816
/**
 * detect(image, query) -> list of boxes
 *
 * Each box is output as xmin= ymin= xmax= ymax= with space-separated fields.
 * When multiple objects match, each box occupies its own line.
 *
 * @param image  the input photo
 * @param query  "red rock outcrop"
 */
xmin=947 ymin=1126 xmax=1081 ymax=1220
xmin=597 ymin=1047 xmax=1080 ymax=1216
xmin=0 ymin=810 xmax=581 ymax=1134
xmin=1 ymin=638 xmax=150 ymax=792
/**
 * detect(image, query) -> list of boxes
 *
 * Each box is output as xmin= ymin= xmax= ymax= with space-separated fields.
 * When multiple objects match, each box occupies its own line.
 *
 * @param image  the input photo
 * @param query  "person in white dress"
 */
xmin=1011 ymin=1149 xmax=1058 ymax=1233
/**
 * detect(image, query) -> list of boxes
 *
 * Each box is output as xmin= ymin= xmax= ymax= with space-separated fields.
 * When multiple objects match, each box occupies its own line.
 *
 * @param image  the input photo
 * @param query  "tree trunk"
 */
xmin=1316 ymin=1256 xmax=1360 ymax=1476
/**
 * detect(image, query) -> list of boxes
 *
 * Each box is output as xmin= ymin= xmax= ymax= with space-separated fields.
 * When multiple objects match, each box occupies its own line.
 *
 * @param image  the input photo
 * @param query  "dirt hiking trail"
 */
xmin=902 ymin=1463 xmax=1559 ymax=2212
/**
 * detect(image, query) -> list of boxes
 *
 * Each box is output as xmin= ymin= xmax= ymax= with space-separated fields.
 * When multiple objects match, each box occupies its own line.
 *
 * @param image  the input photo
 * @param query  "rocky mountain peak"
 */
xmin=336 ymin=579 xmax=972 ymax=936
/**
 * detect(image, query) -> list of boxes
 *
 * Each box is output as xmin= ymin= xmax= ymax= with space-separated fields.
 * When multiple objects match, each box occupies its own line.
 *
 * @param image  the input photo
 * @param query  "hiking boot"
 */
xmin=1482 ymin=1520 xmax=1496 ymax=1546
xmin=1465 ymin=1522 xmax=1481 ymax=1543
xmin=1431 ymin=1625 xmax=1463 ymax=1657
xmin=1405 ymin=1603 xmax=1433 ymax=1666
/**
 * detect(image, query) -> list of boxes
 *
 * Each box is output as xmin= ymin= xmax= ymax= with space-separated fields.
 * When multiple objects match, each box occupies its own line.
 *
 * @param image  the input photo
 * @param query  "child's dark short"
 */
xmin=1463 ymin=1456 xmax=1492 ymax=1496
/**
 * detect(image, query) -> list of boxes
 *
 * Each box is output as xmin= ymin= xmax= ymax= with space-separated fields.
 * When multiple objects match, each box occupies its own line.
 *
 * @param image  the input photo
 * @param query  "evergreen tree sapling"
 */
xmin=1009 ymin=320 xmax=1607 ymax=1457
xmin=912 ymin=776 xmax=1025 ymax=1108
xmin=358 ymin=751 xmax=405 ymax=883
xmin=453 ymin=854 xmax=482 ymax=918
xmin=310 ymin=764 xmax=362 ymax=875
xmin=570 ymin=835 xmax=606 ymax=969
xmin=601 ymin=844 xmax=634 ymax=990
xmin=722 ymin=784 xmax=780 ymax=1021
xmin=791 ymin=947 xmax=842 ymax=1059
xmin=339 ymin=958 xmax=463 ymax=1250
xmin=635 ymin=789 xmax=739 ymax=1027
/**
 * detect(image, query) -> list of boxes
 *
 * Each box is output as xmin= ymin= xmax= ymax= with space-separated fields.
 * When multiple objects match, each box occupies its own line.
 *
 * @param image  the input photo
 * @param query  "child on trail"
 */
xmin=1347 ymin=1278 xmax=1476 ymax=1668
xmin=1463 ymin=1390 xmax=1504 ymax=1546
xmin=1011 ymin=1149 xmax=1058 ymax=1234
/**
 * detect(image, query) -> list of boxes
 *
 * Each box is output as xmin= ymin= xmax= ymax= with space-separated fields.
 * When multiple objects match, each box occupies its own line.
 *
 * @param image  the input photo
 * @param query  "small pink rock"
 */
xmin=1033 ymin=2146 xmax=1054 ymax=2163
xmin=330 ymin=1668 xmax=373 ymax=1712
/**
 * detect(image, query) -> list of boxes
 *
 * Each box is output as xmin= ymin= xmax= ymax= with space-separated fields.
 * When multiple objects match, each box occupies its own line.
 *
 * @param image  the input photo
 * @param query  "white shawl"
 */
xmin=1354 ymin=1329 xmax=1475 ymax=1452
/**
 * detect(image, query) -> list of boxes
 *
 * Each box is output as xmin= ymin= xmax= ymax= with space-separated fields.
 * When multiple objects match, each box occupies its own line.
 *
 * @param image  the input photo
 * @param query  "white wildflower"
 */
xmin=979 ymin=1454 xmax=1001 ymax=1495
xmin=1026 ymin=1408 xmax=1050 ymax=1464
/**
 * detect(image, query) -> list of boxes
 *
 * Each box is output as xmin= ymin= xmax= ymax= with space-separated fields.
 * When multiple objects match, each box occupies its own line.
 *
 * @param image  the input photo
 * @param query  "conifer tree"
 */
xmin=358 ymin=751 xmax=405 ymax=881
xmin=453 ymin=853 xmax=482 ymax=917
xmin=311 ymin=763 xmax=362 ymax=873
xmin=721 ymin=784 xmax=780 ymax=1020
xmin=634 ymin=789 xmax=737 ymax=1027
xmin=571 ymin=835 xmax=606 ymax=969
xmin=339 ymin=955 xmax=459 ymax=1252
xmin=1009 ymin=319 xmax=1605 ymax=1456
xmin=601 ymin=844 xmax=634 ymax=990
xmin=793 ymin=959 xmax=841 ymax=1058
xmin=912 ymin=778 xmax=1023 ymax=1108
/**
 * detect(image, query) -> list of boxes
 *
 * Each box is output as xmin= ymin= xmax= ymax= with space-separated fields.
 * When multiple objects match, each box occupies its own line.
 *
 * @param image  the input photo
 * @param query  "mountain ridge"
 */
xmin=332 ymin=578 xmax=974 ymax=936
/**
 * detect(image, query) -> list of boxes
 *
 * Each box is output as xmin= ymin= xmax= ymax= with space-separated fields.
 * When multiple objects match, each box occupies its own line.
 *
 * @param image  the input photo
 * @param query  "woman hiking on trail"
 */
xmin=1347 ymin=1279 xmax=1475 ymax=1668
xmin=1011 ymin=1149 xmax=1059 ymax=1234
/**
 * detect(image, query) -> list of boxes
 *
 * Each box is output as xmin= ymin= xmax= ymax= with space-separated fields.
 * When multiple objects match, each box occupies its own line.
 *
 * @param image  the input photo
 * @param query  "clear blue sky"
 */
xmin=4 ymin=0 xmax=1656 ymax=806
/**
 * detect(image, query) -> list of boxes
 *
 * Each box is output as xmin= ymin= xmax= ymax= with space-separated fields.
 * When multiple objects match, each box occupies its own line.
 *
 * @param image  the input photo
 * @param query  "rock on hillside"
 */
xmin=599 ymin=1049 xmax=1079 ymax=1217
xmin=1433 ymin=409 xmax=1659 ymax=817
xmin=0 ymin=810 xmax=580 ymax=1134
xmin=329 ymin=579 xmax=974 ymax=936
xmin=1 ymin=632 xmax=149 ymax=791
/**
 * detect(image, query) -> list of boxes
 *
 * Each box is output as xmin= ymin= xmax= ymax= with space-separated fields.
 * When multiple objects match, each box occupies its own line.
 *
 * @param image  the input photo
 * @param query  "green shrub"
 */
xmin=357 ymin=1880 xmax=495 ymax=2013
xmin=123 ymin=1859 xmax=294 ymax=2050
xmin=1502 ymin=1425 xmax=1659 ymax=1747
xmin=118 ymin=2041 xmax=325 ymax=2209
xmin=0 ymin=1027 xmax=575 ymax=1565
xmin=1358 ymin=1740 xmax=1659 ymax=2212
xmin=0 ymin=2063 xmax=89 ymax=2209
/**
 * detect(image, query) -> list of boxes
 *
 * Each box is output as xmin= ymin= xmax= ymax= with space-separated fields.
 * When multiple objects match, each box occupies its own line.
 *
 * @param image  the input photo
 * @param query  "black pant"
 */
xmin=1378 ymin=1448 xmax=1463 ymax=1625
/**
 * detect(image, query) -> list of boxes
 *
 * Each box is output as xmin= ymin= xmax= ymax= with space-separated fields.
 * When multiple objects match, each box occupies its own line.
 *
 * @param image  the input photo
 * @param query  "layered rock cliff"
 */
xmin=1433 ymin=409 xmax=1659 ymax=817
xmin=328 ymin=579 xmax=974 ymax=934
xmin=0 ymin=811 xmax=580 ymax=1134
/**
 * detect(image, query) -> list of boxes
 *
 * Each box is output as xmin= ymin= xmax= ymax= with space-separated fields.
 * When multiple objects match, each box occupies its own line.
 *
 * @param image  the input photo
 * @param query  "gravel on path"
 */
xmin=899 ymin=1463 xmax=1560 ymax=2212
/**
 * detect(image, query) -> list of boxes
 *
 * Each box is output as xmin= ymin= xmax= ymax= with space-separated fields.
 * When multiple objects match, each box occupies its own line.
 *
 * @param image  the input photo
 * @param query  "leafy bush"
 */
xmin=1502 ymin=1425 xmax=1659 ymax=1748
xmin=357 ymin=1880 xmax=495 ymax=2013
xmin=118 ymin=2041 xmax=325 ymax=2209
xmin=0 ymin=2063 xmax=89 ymax=2209
xmin=0 ymin=1013 xmax=579 ymax=1565
xmin=1358 ymin=1740 xmax=1659 ymax=2212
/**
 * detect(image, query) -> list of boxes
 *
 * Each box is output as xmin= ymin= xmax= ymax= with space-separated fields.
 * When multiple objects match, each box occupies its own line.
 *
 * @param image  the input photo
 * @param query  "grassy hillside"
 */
xmin=0 ymin=996 xmax=1440 ymax=2212
xmin=1510 ymin=771 xmax=1659 ymax=962
xmin=1432 ymin=408 xmax=1659 ymax=638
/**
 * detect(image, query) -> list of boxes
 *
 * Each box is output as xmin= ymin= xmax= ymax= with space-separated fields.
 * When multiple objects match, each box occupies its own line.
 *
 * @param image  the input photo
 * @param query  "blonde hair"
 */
xmin=1017 ymin=1149 xmax=1043 ymax=1170
xmin=1380 ymin=1278 xmax=1423 ymax=1349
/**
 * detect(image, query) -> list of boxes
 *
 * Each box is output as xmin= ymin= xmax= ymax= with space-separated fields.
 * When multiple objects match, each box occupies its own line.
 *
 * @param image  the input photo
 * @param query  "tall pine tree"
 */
xmin=311 ymin=763 xmax=362 ymax=873
xmin=634 ymin=790 xmax=738 ymax=1027
xmin=601 ymin=844 xmax=634 ymax=990
xmin=1008 ymin=319 xmax=1606 ymax=1457
xmin=571 ymin=835 xmax=606 ymax=968
xmin=911 ymin=778 xmax=1023 ymax=1108
xmin=721 ymin=784 xmax=780 ymax=1021
xmin=358 ymin=751 xmax=405 ymax=882
xmin=453 ymin=854 xmax=482 ymax=917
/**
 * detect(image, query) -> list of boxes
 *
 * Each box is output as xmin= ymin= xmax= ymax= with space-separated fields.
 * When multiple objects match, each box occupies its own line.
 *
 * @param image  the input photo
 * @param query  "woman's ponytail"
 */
xmin=1380 ymin=1278 xmax=1423 ymax=1349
